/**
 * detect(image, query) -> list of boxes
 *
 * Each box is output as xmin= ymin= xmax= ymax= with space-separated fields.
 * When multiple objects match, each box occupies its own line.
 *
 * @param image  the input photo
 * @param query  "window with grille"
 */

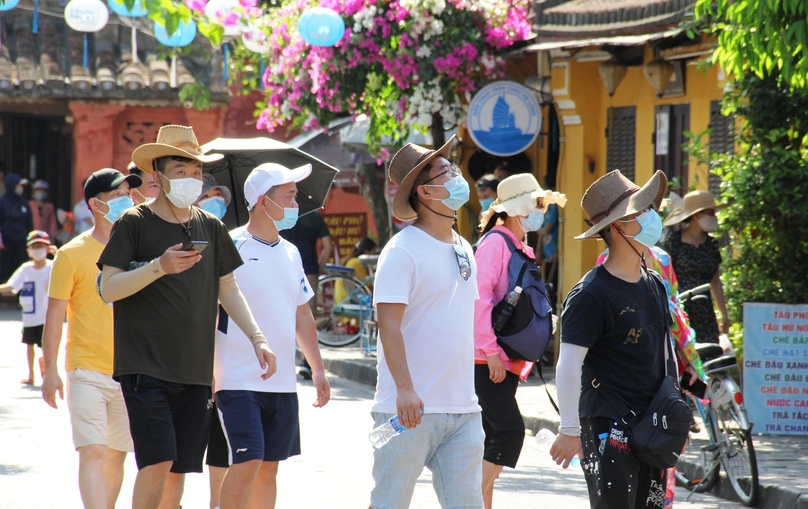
xmin=708 ymin=100 xmax=734 ymax=195
xmin=606 ymin=107 xmax=636 ymax=181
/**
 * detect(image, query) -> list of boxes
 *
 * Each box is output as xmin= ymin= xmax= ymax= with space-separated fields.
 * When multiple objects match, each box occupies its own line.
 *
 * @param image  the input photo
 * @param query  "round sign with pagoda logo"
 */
xmin=467 ymin=81 xmax=541 ymax=157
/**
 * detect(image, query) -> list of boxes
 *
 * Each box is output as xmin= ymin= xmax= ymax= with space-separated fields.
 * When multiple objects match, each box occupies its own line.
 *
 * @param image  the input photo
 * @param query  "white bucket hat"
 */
xmin=491 ymin=173 xmax=567 ymax=217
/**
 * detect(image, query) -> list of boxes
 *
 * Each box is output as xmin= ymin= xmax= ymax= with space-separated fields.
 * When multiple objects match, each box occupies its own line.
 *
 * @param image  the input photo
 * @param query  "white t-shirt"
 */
xmin=8 ymin=260 xmax=53 ymax=327
xmin=372 ymin=226 xmax=480 ymax=414
xmin=213 ymin=228 xmax=312 ymax=393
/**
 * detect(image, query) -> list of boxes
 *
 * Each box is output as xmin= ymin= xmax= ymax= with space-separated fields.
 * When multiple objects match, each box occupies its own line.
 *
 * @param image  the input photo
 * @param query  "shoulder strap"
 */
xmin=536 ymin=367 xmax=560 ymax=415
xmin=486 ymin=229 xmax=519 ymax=254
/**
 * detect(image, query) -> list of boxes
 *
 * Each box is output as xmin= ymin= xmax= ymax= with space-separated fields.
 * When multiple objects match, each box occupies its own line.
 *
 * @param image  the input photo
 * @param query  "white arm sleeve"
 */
xmin=556 ymin=343 xmax=589 ymax=437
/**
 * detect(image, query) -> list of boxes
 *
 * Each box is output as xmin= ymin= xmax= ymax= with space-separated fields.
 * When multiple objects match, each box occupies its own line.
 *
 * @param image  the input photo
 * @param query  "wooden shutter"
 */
xmin=708 ymin=100 xmax=734 ymax=195
xmin=606 ymin=107 xmax=636 ymax=181
xmin=653 ymin=103 xmax=690 ymax=193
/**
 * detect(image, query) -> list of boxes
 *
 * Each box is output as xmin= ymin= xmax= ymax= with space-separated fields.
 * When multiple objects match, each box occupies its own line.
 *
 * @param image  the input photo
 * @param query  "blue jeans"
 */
xmin=370 ymin=411 xmax=484 ymax=509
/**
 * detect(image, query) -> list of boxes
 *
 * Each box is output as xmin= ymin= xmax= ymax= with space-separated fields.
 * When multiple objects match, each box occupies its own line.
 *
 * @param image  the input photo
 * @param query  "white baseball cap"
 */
xmin=244 ymin=162 xmax=312 ymax=209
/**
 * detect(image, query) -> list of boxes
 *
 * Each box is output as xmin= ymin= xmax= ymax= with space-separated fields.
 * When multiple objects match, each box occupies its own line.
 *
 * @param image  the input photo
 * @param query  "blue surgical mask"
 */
xmin=627 ymin=209 xmax=663 ymax=248
xmin=265 ymin=197 xmax=299 ymax=231
xmin=438 ymin=175 xmax=470 ymax=210
xmin=479 ymin=197 xmax=495 ymax=211
xmin=519 ymin=209 xmax=545 ymax=232
xmin=198 ymin=196 xmax=227 ymax=220
xmin=97 ymin=195 xmax=134 ymax=224
xmin=34 ymin=191 xmax=48 ymax=201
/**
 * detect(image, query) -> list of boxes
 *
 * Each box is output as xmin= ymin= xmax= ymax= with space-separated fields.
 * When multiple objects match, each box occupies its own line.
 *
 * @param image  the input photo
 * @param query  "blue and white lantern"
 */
xmin=64 ymin=0 xmax=109 ymax=68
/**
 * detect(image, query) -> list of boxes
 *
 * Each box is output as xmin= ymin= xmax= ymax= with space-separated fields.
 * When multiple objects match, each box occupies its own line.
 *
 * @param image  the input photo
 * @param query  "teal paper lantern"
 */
xmin=154 ymin=19 xmax=197 ymax=88
xmin=298 ymin=7 xmax=345 ymax=47
xmin=108 ymin=0 xmax=147 ymax=17
xmin=0 ymin=0 xmax=20 ymax=11
xmin=154 ymin=19 xmax=197 ymax=47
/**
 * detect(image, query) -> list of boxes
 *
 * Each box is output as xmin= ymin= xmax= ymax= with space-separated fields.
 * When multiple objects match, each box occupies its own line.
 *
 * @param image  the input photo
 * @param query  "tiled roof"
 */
xmin=0 ymin=0 xmax=230 ymax=102
xmin=535 ymin=0 xmax=696 ymax=38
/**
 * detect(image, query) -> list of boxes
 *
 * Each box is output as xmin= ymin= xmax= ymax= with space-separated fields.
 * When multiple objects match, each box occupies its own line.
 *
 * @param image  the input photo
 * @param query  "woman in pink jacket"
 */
xmin=474 ymin=173 xmax=565 ymax=509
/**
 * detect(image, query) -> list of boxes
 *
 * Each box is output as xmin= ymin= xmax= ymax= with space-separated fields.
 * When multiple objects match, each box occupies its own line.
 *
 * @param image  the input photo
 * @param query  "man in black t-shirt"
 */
xmin=98 ymin=125 xmax=277 ymax=509
xmin=550 ymin=170 xmax=670 ymax=509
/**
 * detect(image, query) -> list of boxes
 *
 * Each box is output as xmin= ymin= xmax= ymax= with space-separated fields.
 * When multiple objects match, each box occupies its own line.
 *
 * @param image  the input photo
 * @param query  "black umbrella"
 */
xmin=201 ymin=137 xmax=339 ymax=227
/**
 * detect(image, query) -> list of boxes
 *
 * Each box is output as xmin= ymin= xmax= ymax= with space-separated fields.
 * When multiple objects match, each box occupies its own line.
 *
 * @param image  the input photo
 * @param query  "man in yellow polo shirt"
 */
xmin=41 ymin=168 xmax=141 ymax=509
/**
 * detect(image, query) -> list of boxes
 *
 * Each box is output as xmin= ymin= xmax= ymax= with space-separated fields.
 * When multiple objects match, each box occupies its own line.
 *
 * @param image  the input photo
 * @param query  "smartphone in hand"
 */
xmin=680 ymin=370 xmax=707 ymax=399
xmin=185 ymin=240 xmax=209 ymax=254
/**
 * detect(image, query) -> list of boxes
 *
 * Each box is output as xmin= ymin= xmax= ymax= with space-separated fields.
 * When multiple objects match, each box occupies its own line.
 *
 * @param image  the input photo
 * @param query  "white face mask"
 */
xmin=696 ymin=215 xmax=718 ymax=233
xmin=30 ymin=247 xmax=48 ymax=261
xmin=160 ymin=173 xmax=203 ymax=209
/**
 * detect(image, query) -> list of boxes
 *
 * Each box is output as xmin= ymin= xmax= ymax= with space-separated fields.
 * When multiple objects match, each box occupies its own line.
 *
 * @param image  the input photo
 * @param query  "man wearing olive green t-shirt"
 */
xmin=41 ymin=169 xmax=141 ymax=509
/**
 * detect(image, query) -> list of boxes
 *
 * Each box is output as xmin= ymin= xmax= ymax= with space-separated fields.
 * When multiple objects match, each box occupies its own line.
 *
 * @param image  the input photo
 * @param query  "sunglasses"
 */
xmin=452 ymin=244 xmax=472 ymax=281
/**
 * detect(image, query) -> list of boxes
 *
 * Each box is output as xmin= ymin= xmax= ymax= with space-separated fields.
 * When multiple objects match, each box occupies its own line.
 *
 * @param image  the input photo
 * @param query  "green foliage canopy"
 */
xmin=696 ymin=0 xmax=808 ymax=88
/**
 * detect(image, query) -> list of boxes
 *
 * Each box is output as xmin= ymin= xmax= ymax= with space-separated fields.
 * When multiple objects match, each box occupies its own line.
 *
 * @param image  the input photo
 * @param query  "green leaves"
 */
xmin=697 ymin=0 xmax=808 ymax=89
xmin=689 ymin=74 xmax=808 ymax=347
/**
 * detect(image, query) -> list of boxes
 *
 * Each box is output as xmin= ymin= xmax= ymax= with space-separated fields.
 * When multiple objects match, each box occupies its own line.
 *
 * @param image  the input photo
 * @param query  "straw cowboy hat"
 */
xmin=491 ymin=173 xmax=567 ymax=217
xmin=132 ymin=125 xmax=223 ymax=173
xmin=388 ymin=135 xmax=455 ymax=221
xmin=577 ymin=170 xmax=667 ymax=239
xmin=662 ymin=190 xmax=726 ymax=227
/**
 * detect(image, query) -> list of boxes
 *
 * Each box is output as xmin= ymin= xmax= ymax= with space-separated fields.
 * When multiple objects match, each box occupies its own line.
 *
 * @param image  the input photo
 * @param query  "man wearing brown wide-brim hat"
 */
xmin=370 ymin=136 xmax=485 ymax=509
xmin=96 ymin=124 xmax=277 ymax=509
xmin=551 ymin=169 xmax=673 ymax=509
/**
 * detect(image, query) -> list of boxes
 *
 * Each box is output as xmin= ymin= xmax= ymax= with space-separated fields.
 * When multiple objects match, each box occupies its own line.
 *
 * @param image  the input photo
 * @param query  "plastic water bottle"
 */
xmin=368 ymin=415 xmax=408 ymax=449
xmin=535 ymin=428 xmax=581 ymax=467
xmin=598 ymin=432 xmax=609 ymax=456
xmin=493 ymin=286 xmax=522 ymax=332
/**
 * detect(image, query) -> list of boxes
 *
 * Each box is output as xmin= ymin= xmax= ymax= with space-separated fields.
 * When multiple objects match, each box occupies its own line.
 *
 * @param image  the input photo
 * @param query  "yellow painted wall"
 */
xmin=552 ymin=44 xmax=727 ymax=301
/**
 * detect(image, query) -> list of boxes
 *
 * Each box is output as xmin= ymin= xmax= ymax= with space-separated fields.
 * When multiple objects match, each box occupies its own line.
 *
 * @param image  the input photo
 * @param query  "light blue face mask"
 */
xmin=265 ymin=197 xmax=299 ymax=230
xmin=198 ymin=196 xmax=227 ymax=220
xmin=98 ymin=195 xmax=134 ymax=224
xmin=623 ymin=209 xmax=663 ymax=248
xmin=435 ymin=175 xmax=470 ymax=210
xmin=519 ymin=208 xmax=545 ymax=232
xmin=479 ymin=197 xmax=495 ymax=211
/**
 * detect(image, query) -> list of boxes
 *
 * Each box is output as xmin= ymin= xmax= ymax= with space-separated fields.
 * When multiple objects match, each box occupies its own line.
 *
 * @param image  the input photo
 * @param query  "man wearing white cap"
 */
xmin=96 ymin=125 xmax=277 ymax=509
xmin=214 ymin=162 xmax=330 ymax=509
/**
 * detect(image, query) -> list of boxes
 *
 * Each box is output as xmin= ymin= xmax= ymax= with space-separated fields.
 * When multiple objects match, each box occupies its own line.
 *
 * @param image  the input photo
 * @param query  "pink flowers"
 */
xmin=185 ymin=0 xmax=206 ymax=11
xmin=251 ymin=0 xmax=530 ymax=152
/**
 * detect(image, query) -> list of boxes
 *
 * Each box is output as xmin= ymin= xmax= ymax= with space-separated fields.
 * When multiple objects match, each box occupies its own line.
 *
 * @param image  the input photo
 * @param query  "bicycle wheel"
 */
xmin=316 ymin=275 xmax=370 ymax=347
xmin=675 ymin=400 xmax=720 ymax=493
xmin=710 ymin=376 xmax=759 ymax=506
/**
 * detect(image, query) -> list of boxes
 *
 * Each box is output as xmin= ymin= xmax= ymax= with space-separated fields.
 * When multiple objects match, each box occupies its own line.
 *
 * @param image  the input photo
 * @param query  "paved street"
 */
xmin=0 ymin=306 xmax=745 ymax=508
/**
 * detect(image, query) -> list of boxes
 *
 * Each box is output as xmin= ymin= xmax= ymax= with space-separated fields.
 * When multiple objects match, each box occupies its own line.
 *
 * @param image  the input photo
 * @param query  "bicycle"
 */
xmin=674 ymin=283 xmax=759 ymax=506
xmin=314 ymin=255 xmax=377 ymax=347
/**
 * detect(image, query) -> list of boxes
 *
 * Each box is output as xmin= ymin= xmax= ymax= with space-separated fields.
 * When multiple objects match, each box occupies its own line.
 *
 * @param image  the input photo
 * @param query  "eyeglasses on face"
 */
xmin=452 ymin=244 xmax=472 ymax=281
xmin=423 ymin=164 xmax=462 ymax=185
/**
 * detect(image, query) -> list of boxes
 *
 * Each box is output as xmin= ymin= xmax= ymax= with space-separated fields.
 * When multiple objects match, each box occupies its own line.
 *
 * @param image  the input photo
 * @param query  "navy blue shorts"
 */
xmin=215 ymin=390 xmax=301 ymax=464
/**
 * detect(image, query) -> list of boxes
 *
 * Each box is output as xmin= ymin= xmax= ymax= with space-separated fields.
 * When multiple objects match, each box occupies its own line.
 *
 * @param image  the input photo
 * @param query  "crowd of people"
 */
xmin=0 ymin=122 xmax=731 ymax=509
